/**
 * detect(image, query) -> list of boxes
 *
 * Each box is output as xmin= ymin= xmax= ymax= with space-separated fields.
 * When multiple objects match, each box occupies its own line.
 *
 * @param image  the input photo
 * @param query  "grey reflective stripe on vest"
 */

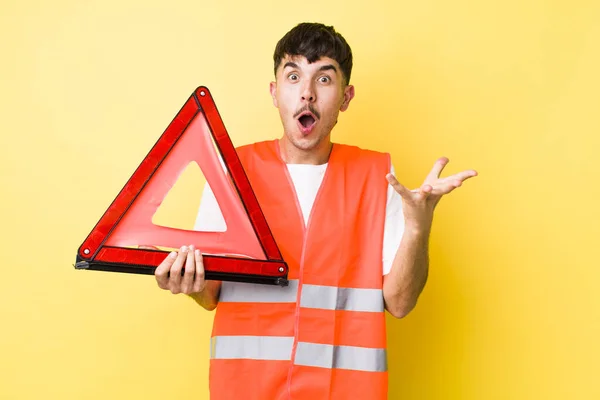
xmin=294 ymin=342 xmax=387 ymax=372
xmin=219 ymin=279 xmax=299 ymax=303
xmin=210 ymin=336 xmax=293 ymax=360
xmin=300 ymin=285 xmax=384 ymax=312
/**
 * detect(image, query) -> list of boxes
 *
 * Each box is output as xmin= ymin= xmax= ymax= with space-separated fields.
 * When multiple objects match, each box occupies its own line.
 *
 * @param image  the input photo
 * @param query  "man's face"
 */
xmin=270 ymin=55 xmax=355 ymax=154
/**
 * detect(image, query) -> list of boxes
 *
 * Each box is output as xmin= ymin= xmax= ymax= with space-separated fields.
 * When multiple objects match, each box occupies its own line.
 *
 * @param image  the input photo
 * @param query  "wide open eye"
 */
xmin=288 ymin=73 xmax=299 ymax=81
xmin=318 ymin=76 xmax=331 ymax=84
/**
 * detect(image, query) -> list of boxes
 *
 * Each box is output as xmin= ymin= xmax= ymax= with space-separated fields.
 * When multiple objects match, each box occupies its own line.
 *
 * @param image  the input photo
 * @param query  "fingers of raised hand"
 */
xmin=431 ymin=170 xmax=477 ymax=194
xmin=426 ymin=157 xmax=449 ymax=182
xmin=430 ymin=178 xmax=463 ymax=195
xmin=386 ymin=173 xmax=411 ymax=198
xmin=453 ymin=170 xmax=478 ymax=182
xmin=418 ymin=184 xmax=433 ymax=198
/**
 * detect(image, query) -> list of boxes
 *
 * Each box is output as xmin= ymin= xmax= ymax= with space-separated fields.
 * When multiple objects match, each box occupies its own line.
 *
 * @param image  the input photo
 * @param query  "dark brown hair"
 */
xmin=273 ymin=22 xmax=353 ymax=85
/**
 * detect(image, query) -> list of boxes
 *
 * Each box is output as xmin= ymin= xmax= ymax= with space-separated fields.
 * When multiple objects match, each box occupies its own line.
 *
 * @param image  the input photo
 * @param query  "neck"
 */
xmin=278 ymin=137 xmax=333 ymax=165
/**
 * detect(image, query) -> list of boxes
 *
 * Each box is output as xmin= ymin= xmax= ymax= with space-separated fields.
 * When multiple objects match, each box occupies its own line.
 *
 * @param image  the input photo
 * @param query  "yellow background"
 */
xmin=1 ymin=0 xmax=599 ymax=399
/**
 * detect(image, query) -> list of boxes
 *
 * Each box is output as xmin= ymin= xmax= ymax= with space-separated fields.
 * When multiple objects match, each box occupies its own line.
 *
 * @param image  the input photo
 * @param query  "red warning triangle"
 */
xmin=75 ymin=87 xmax=288 ymax=286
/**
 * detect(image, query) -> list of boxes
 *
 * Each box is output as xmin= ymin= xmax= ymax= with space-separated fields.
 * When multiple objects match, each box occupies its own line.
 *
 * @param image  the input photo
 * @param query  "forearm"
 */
xmin=383 ymin=226 xmax=430 ymax=318
xmin=188 ymin=280 xmax=222 ymax=311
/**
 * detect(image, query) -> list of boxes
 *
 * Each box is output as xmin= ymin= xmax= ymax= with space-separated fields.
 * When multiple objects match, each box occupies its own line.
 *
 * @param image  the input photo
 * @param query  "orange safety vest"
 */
xmin=209 ymin=139 xmax=390 ymax=400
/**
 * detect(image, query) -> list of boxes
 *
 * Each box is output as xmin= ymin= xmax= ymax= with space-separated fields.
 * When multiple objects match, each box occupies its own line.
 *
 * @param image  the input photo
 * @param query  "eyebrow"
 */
xmin=283 ymin=62 xmax=300 ymax=70
xmin=282 ymin=62 xmax=338 ymax=74
xmin=318 ymin=64 xmax=338 ymax=74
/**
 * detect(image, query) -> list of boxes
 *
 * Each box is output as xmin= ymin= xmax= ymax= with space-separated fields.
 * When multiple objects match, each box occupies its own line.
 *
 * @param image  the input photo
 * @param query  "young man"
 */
xmin=155 ymin=22 xmax=477 ymax=399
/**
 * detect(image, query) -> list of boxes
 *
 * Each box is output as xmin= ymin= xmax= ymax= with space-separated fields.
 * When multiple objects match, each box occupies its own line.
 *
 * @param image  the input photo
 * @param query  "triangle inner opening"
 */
xmin=151 ymin=161 xmax=227 ymax=232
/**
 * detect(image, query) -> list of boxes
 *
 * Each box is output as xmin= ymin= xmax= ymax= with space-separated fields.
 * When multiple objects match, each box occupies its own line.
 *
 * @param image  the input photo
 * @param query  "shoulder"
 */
xmin=235 ymin=139 xmax=276 ymax=151
xmin=333 ymin=143 xmax=391 ymax=165
xmin=235 ymin=140 xmax=277 ymax=156
xmin=234 ymin=140 xmax=278 ymax=163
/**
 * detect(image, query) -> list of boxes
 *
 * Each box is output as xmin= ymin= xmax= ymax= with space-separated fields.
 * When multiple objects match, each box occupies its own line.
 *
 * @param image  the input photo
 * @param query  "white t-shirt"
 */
xmin=193 ymin=164 xmax=404 ymax=275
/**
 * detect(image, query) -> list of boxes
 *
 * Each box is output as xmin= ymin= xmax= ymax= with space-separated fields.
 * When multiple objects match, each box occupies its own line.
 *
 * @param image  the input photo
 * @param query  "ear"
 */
xmin=269 ymin=81 xmax=279 ymax=108
xmin=340 ymin=84 xmax=355 ymax=112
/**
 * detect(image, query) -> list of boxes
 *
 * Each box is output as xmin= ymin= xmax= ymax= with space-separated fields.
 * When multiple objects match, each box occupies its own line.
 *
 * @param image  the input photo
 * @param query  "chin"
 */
xmin=284 ymin=130 xmax=324 ymax=149
xmin=291 ymin=137 xmax=322 ymax=151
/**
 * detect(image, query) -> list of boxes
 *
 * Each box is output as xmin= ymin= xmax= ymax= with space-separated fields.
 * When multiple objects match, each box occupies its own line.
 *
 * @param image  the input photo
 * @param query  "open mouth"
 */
xmin=297 ymin=112 xmax=317 ymax=130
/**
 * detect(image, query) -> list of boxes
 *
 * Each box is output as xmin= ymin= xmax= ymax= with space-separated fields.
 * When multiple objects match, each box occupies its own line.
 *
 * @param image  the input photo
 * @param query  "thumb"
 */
xmin=386 ymin=173 xmax=412 ymax=198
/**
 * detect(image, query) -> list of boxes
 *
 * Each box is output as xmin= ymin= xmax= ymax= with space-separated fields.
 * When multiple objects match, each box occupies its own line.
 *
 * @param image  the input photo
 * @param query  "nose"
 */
xmin=301 ymin=82 xmax=316 ymax=103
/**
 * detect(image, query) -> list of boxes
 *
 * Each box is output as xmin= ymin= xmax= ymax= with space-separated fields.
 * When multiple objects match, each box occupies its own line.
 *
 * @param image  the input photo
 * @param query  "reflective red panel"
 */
xmin=75 ymin=87 xmax=288 ymax=286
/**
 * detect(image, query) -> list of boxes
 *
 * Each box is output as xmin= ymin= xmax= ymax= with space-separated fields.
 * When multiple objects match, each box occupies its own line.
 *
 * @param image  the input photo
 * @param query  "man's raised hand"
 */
xmin=386 ymin=157 xmax=477 ymax=231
